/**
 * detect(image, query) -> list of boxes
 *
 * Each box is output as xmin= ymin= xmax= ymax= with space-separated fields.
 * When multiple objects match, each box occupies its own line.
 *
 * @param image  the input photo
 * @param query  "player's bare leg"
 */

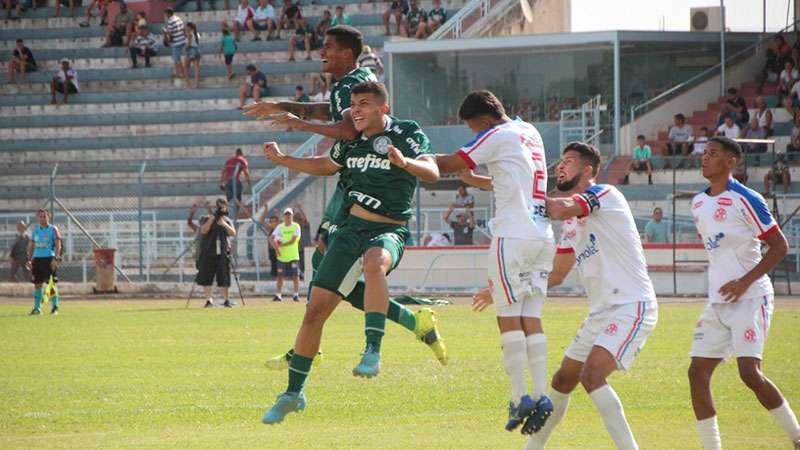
xmin=688 ymin=356 xmax=723 ymax=448
xmin=353 ymin=247 xmax=392 ymax=378
xmin=737 ymin=357 xmax=800 ymax=447
xmin=525 ymin=356 xmax=582 ymax=450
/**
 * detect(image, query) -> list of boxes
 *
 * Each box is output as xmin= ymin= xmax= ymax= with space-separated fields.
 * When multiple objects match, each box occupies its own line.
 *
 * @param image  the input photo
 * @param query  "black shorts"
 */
xmin=54 ymin=80 xmax=78 ymax=94
xmin=195 ymin=256 xmax=231 ymax=287
xmin=276 ymin=260 xmax=299 ymax=277
xmin=32 ymin=257 xmax=57 ymax=285
xmin=631 ymin=160 xmax=649 ymax=171
xmin=224 ymin=54 xmax=234 ymax=65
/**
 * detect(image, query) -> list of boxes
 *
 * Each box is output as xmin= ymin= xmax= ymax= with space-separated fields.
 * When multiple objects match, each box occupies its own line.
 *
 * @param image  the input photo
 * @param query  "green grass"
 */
xmin=0 ymin=298 xmax=798 ymax=449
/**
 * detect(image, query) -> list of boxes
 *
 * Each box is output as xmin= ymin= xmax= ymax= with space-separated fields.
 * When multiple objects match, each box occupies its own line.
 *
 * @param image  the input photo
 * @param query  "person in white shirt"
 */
xmin=779 ymin=60 xmax=798 ymax=100
xmin=688 ymin=136 xmax=800 ymax=450
xmin=666 ymin=113 xmax=694 ymax=169
xmin=423 ymin=232 xmax=450 ymax=247
xmin=435 ymin=90 xmax=555 ymax=435
xmin=232 ymin=0 xmax=254 ymax=41
xmin=49 ymin=60 xmax=78 ymax=105
xmin=528 ymin=142 xmax=658 ymax=450
xmin=310 ymin=77 xmax=331 ymax=102
xmin=716 ymin=115 xmax=741 ymax=140
xmin=248 ymin=0 xmax=276 ymax=41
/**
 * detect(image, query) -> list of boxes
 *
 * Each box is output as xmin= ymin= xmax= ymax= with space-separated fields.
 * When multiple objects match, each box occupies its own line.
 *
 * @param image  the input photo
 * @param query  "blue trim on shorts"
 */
xmin=618 ymin=302 xmax=646 ymax=360
xmin=499 ymin=238 xmax=517 ymax=303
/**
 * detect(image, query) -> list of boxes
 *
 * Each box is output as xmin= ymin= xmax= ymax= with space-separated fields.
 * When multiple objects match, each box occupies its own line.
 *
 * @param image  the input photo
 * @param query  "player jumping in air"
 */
xmin=260 ymin=81 xmax=440 ymax=424
xmin=527 ymin=142 xmax=658 ymax=450
xmin=28 ymin=209 xmax=62 ymax=315
xmin=687 ymin=137 xmax=800 ymax=450
xmin=243 ymin=26 xmax=447 ymax=369
xmin=435 ymin=91 xmax=555 ymax=434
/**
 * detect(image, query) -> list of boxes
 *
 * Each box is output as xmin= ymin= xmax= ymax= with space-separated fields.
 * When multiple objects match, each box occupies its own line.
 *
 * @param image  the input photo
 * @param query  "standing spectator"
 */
xmin=278 ymin=0 xmax=302 ymax=39
xmin=716 ymin=115 xmax=742 ymax=140
xmin=453 ymin=183 xmax=474 ymax=208
xmin=402 ymin=0 xmax=427 ymax=39
xmin=444 ymin=207 xmax=475 ymax=246
xmin=54 ymin=0 xmax=75 ymax=18
xmin=383 ymin=0 xmax=408 ymax=36
xmin=79 ymin=0 xmax=109 ymax=27
xmin=788 ymin=115 xmax=800 ymax=157
xmin=293 ymin=84 xmax=310 ymax=102
xmin=330 ymin=5 xmax=351 ymax=26
xmin=287 ymin=18 xmax=313 ymax=61
xmin=775 ymin=35 xmax=793 ymax=67
xmin=219 ymin=148 xmax=252 ymax=203
xmin=314 ymin=10 xmax=332 ymax=42
xmin=197 ymin=199 xmax=237 ymax=308
xmin=426 ymin=0 xmax=446 ymax=33
xmin=163 ymin=8 xmax=189 ymax=82
xmin=49 ymin=60 xmax=79 ymax=105
xmin=271 ymin=208 xmax=302 ymax=302
xmin=757 ymin=48 xmax=782 ymax=94
xmin=764 ymin=153 xmax=791 ymax=196
xmin=129 ymin=26 xmax=157 ymax=69
xmin=102 ymin=2 xmax=132 ymax=47
xmin=310 ymin=78 xmax=330 ymax=102
xmin=625 ymin=135 xmax=652 ymax=185
xmin=238 ymin=64 xmax=267 ymax=108
xmin=716 ymin=87 xmax=749 ymax=128
xmin=293 ymin=203 xmax=312 ymax=277
xmin=643 ymin=207 xmax=668 ymax=243
xmin=184 ymin=22 xmax=201 ymax=88
xmin=753 ymin=96 xmax=774 ymax=136
xmin=261 ymin=213 xmax=280 ymax=277
xmin=779 ymin=60 xmax=798 ymax=101
xmin=742 ymin=117 xmax=768 ymax=165
xmin=8 ymin=39 xmax=37 ymax=83
xmin=8 ymin=220 xmax=30 ymax=282
xmin=126 ymin=11 xmax=147 ymax=47
xmin=358 ymin=45 xmax=383 ymax=78
xmin=231 ymin=0 xmax=254 ymax=42
xmin=249 ymin=0 xmax=276 ymax=41
xmin=664 ymin=113 xmax=693 ymax=169
xmin=219 ymin=29 xmax=237 ymax=80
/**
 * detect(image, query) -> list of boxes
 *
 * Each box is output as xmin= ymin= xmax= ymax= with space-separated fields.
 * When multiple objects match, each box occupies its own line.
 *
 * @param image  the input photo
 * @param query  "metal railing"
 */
xmin=559 ymin=95 xmax=604 ymax=152
xmin=428 ymin=0 xmax=516 ymax=40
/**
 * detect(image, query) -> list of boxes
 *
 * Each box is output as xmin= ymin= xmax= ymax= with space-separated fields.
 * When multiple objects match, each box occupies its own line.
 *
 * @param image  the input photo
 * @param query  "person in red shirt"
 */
xmin=219 ymin=148 xmax=252 ymax=203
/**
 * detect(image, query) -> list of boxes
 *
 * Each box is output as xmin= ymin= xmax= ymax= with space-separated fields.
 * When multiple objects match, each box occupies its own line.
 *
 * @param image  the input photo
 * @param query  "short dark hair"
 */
xmin=335 ymin=5 xmax=343 ymax=9
xmin=636 ymin=134 xmax=645 ymax=140
xmin=351 ymin=81 xmax=388 ymax=103
xmin=235 ymin=148 xmax=243 ymax=155
xmin=708 ymin=136 xmax=742 ymax=160
xmin=458 ymin=90 xmax=505 ymax=121
xmin=164 ymin=7 xmax=174 ymax=15
xmin=653 ymin=207 xmax=662 ymax=213
xmin=563 ymin=141 xmax=602 ymax=177
xmin=246 ymin=64 xmax=257 ymax=71
xmin=674 ymin=113 xmax=685 ymax=121
xmin=726 ymin=87 xmax=737 ymax=95
xmin=325 ymin=26 xmax=363 ymax=60
xmin=296 ymin=85 xmax=303 ymax=90
xmin=222 ymin=28 xmax=230 ymax=35
xmin=16 ymin=38 xmax=23 ymax=44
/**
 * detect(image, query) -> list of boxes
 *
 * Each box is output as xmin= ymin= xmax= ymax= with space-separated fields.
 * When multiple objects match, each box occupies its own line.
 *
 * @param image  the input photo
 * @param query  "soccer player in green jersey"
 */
xmin=261 ymin=82 xmax=440 ymax=424
xmin=244 ymin=26 xmax=447 ymax=369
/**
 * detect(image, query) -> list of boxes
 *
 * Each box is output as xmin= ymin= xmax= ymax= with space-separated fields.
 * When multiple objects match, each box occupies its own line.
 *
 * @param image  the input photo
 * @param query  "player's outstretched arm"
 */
xmin=243 ymin=101 xmax=331 ymax=122
xmin=545 ymin=195 xmax=592 ymax=220
xmin=458 ymin=168 xmax=493 ymax=191
xmin=718 ymin=228 xmax=788 ymax=302
xmin=263 ymin=141 xmax=340 ymax=176
xmin=434 ymin=153 xmax=469 ymax=174
xmin=387 ymin=148 xmax=439 ymax=183
xmin=548 ymin=251 xmax=575 ymax=288
xmin=267 ymin=110 xmax=359 ymax=141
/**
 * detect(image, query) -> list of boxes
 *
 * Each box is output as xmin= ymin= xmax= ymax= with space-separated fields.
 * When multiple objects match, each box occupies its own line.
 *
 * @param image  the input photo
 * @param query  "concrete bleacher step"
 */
xmin=0 ymin=180 xmax=228 ymax=199
xmin=0 ymin=107 xmax=279 ymax=128
xmin=0 ymin=97 xmax=245 ymax=116
xmin=627 ymin=166 xmax=800 ymax=186
xmin=2 ymin=195 xmax=253 ymax=211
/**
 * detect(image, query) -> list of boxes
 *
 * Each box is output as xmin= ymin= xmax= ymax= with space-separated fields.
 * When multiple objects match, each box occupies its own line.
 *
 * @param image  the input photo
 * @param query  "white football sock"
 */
xmin=525 ymin=388 xmax=570 ymax=450
xmin=501 ymin=330 xmax=528 ymax=404
xmin=696 ymin=416 xmax=721 ymax=450
xmin=589 ymin=384 xmax=638 ymax=450
xmin=525 ymin=333 xmax=548 ymax=399
xmin=769 ymin=400 xmax=800 ymax=442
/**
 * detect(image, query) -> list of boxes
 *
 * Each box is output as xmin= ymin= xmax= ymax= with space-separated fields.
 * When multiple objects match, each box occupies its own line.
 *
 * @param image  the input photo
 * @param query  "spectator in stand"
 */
xmin=238 ymin=64 xmax=267 ymax=108
xmin=358 ymin=45 xmax=383 ymax=79
xmin=129 ymin=26 xmax=158 ymax=69
xmin=8 ymin=39 xmax=37 ymax=83
xmin=690 ymin=126 xmax=711 ymax=165
xmin=402 ymin=0 xmax=427 ymax=39
xmin=733 ymin=157 xmax=748 ymax=185
xmin=126 ymin=11 xmax=147 ymax=47
xmin=788 ymin=115 xmax=800 ymax=158
xmin=4 ymin=0 xmax=34 ymax=20
xmin=753 ymin=96 xmax=774 ymax=136
xmin=278 ymin=0 xmax=302 ymax=40
xmin=174 ymin=0 xmax=228 ymax=12
xmin=54 ymin=0 xmax=75 ymax=18
xmin=314 ymin=10 xmax=332 ymax=42
xmin=249 ymin=0 xmax=276 ymax=41
xmin=764 ymin=153 xmax=791 ymax=196
xmin=742 ymin=117 xmax=768 ymax=165
xmin=293 ymin=203 xmax=312 ymax=276
xmin=184 ymin=22 xmax=201 ymax=88
xmin=288 ymin=18 xmax=314 ymax=61
xmin=271 ymin=207 xmax=302 ymax=302
xmin=779 ymin=60 xmax=798 ymax=101
xmin=427 ymin=0 xmax=446 ymax=33
xmin=717 ymin=87 xmax=749 ymax=128
xmin=643 ymin=207 xmax=668 ymax=243
xmin=383 ymin=0 xmax=408 ymax=36
xmin=331 ymin=5 xmax=351 ymax=26
xmin=231 ymin=0 xmax=255 ymax=41
xmin=757 ymin=48 xmax=782 ymax=94
xmin=444 ymin=206 xmax=475 ymax=246
xmin=219 ymin=148 xmax=252 ymax=203
xmin=452 ymin=183 xmax=474 ymax=208
xmin=219 ymin=29 xmax=237 ymax=80
xmin=716 ymin=114 xmax=742 ymax=140
xmin=310 ymin=77 xmax=330 ymax=102
xmin=293 ymin=84 xmax=310 ymax=102
xmin=625 ymin=134 xmax=652 ymax=185
xmin=79 ymin=0 xmax=109 ymax=27
xmin=664 ymin=113 xmax=693 ymax=169
xmin=775 ymin=34 xmax=793 ymax=66
xmin=8 ymin=220 xmax=30 ymax=282
xmin=49 ymin=60 xmax=79 ymax=105
xmin=102 ymin=2 xmax=132 ymax=47
xmin=163 ymin=8 xmax=189 ymax=82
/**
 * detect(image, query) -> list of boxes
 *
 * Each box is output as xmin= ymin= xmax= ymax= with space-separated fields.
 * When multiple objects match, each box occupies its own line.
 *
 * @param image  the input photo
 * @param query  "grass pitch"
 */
xmin=0 ymin=297 xmax=798 ymax=450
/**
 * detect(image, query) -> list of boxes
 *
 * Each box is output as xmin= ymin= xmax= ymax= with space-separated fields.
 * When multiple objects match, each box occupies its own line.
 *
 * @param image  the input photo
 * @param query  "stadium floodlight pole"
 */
xmin=720 ymin=0 xmax=726 ymax=97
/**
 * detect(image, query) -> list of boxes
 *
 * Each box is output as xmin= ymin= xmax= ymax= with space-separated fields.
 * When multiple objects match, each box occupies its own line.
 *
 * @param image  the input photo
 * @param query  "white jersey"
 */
xmin=691 ymin=178 xmax=778 ymax=303
xmin=556 ymin=184 xmax=656 ymax=312
xmin=456 ymin=119 xmax=552 ymax=241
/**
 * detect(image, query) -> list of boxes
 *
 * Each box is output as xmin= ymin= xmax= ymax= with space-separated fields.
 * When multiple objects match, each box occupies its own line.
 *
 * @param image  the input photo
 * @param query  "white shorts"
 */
xmin=488 ymin=237 xmax=554 ymax=318
xmin=565 ymin=301 xmax=658 ymax=371
xmin=690 ymin=295 xmax=773 ymax=360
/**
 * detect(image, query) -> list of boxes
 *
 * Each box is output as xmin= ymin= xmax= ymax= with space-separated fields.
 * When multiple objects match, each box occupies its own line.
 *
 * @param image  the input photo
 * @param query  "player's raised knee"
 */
xmin=551 ymin=369 xmax=579 ymax=394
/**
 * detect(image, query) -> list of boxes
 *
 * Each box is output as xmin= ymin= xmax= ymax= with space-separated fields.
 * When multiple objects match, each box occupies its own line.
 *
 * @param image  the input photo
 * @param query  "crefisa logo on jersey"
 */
xmin=373 ymin=136 xmax=391 ymax=155
xmin=705 ymin=232 xmax=725 ymax=250
xmin=576 ymin=233 xmax=599 ymax=266
xmin=714 ymin=207 xmax=727 ymax=222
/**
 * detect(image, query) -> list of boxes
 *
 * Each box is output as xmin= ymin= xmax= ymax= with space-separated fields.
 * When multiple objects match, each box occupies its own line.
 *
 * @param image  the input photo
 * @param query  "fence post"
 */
xmin=49 ymin=163 xmax=58 ymax=219
xmin=138 ymin=162 xmax=147 ymax=279
xmin=252 ymin=176 xmax=261 ymax=281
xmin=415 ymin=181 xmax=422 ymax=245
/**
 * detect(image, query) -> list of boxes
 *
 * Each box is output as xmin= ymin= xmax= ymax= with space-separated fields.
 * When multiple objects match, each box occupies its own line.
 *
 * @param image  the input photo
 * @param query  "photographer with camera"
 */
xmin=197 ymin=198 xmax=237 ymax=308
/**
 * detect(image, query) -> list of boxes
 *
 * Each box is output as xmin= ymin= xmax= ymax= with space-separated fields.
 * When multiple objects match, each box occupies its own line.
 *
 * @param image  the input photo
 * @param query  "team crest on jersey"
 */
xmin=604 ymin=323 xmax=618 ymax=336
xmin=744 ymin=328 xmax=757 ymax=343
xmin=713 ymin=207 xmax=727 ymax=222
xmin=373 ymin=136 xmax=391 ymax=155
xmin=717 ymin=197 xmax=733 ymax=206
xmin=692 ymin=201 xmax=704 ymax=209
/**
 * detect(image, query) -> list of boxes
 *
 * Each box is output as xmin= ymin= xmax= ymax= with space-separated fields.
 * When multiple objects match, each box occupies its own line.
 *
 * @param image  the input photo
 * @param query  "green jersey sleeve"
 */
xmin=394 ymin=121 xmax=432 ymax=159
xmin=329 ymin=139 xmax=350 ymax=167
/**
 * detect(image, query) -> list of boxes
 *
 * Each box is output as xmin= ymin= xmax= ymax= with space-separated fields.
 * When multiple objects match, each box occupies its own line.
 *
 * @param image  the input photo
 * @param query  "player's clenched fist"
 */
xmin=387 ymin=145 xmax=407 ymax=168
xmin=242 ymin=101 xmax=281 ymax=120
xmin=263 ymin=142 xmax=284 ymax=163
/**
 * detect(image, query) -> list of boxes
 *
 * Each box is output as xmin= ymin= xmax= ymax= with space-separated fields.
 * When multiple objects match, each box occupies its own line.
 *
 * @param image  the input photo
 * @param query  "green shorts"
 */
xmin=312 ymin=215 xmax=409 ymax=298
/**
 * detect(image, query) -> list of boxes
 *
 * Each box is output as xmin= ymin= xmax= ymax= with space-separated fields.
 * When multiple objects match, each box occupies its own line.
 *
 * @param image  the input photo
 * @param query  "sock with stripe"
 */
xmin=33 ymin=288 xmax=42 ymax=311
xmin=501 ymin=330 xmax=528 ymax=404
xmin=364 ymin=312 xmax=386 ymax=353
xmin=525 ymin=333 xmax=548 ymax=399
xmin=525 ymin=388 xmax=570 ymax=450
xmin=286 ymin=353 xmax=314 ymax=394
xmin=769 ymin=400 xmax=800 ymax=443
xmin=51 ymin=294 xmax=59 ymax=308
xmin=696 ymin=416 xmax=722 ymax=450
xmin=345 ymin=282 xmax=417 ymax=332
xmin=589 ymin=384 xmax=638 ymax=450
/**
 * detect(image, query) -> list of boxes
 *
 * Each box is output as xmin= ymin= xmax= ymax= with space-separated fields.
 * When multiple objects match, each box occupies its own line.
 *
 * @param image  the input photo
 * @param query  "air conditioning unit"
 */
xmin=690 ymin=6 xmax=722 ymax=32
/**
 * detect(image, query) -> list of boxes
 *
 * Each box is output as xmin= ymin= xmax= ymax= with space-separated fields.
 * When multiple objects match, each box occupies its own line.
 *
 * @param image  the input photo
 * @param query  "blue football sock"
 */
xmin=34 ymin=288 xmax=42 ymax=311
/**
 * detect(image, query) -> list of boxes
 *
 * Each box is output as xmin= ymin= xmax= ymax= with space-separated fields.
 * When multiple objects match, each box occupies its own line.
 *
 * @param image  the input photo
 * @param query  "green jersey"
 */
xmin=428 ymin=7 xmax=446 ymax=22
xmin=406 ymin=8 xmax=427 ymax=27
xmin=330 ymin=116 xmax=432 ymax=221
